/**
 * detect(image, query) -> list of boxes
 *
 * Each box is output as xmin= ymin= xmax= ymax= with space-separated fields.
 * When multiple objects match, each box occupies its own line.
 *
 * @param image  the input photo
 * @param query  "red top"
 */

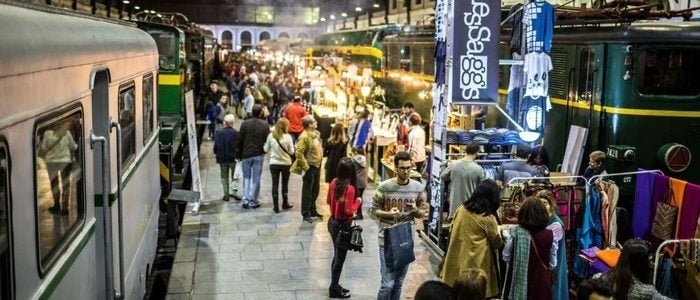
xmin=327 ymin=179 xmax=361 ymax=221
xmin=284 ymin=103 xmax=308 ymax=133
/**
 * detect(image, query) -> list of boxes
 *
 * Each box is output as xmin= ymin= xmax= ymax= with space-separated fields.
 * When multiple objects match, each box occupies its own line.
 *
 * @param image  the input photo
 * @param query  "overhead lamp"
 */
xmin=373 ymin=3 xmax=380 ymax=8
xmin=330 ymin=14 xmax=336 ymax=20
xmin=320 ymin=17 xmax=326 ymax=22
xmin=355 ymin=6 xmax=362 ymax=12
xmin=122 ymin=0 xmax=129 ymax=4
xmin=134 ymin=5 xmax=140 ymax=9
xmin=341 ymin=12 xmax=347 ymax=17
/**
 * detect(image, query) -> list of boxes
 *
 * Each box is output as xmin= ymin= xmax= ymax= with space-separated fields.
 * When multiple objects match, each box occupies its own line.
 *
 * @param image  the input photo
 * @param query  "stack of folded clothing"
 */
xmin=503 ymin=130 xmax=522 ymax=145
xmin=579 ymin=246 xmax=622 ymax=274
xmin=457 ymin=130 xmax=475 ymax=143
xmin=446 ymin=130 xmax=459 ymax=144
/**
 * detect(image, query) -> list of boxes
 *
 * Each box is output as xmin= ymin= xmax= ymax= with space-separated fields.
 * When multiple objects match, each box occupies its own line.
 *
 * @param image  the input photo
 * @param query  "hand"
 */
xmin=389 ymin=207 xmax=400 ymax=216
xmin=356 ymin=197 xmax=363 ymax=203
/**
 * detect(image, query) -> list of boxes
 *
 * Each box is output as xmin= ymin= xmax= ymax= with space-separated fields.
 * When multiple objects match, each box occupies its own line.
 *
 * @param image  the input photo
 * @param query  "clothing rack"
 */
xmin=652 ymin=239 xmax=700 ymax=284
xmin=585 ymin=169 xmax=664 ymax=194
xmin=507 ymin=175 xmax=587 ymax=186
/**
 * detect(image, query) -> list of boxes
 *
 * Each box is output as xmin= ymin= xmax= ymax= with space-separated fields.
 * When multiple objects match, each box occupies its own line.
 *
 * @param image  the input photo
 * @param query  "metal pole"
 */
xmin=90 ymin=132 xmax=114 ymax=300
xmin=110 ymin=121 xmax=125 ymax=299
xmin=494 ymin=105 xmax=524 ymax=131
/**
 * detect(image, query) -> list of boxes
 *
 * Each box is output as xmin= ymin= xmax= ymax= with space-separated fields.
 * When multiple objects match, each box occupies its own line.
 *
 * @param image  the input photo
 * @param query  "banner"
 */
xmin=184 ymin=91 xmax=204 ymax=212
xmin=451 ymin=0 xmax=500 ymax=104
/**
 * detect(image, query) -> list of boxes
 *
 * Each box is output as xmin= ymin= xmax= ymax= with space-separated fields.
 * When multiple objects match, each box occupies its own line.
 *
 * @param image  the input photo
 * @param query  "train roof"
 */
xmin=0 ymin=3 xmax=157 ymax=79
xmin=382 ymin=21 xmax=700 ymax=45
xmin=551 ymin=22 xmax=700 ymax=43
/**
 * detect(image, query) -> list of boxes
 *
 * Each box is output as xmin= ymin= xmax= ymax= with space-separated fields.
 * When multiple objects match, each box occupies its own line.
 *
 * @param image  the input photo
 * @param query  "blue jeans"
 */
xmin=241 ymin=155 xmax=264 ymax=205
xmin=377 ymin=245 xmax=410 ymax=300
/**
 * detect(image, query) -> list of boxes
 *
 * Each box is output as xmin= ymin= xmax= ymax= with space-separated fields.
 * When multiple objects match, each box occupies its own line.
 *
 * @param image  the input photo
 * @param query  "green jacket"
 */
xmin=291 ymin=129 xmax=322 ymax=174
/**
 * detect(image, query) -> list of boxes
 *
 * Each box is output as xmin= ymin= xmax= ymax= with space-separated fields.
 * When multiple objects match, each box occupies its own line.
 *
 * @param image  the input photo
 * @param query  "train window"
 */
xmin=119 ymin=85 xmax=137 ymax=170
xmin=411 ymin=46 xmax=422 ymax=73
xmin=577 ymin=49 xmax=596 ymax=103
xmin=637 ymin=48 xmax=700 ymax=96
xmin=34 ymin=111 xmax=85 ymax=273
xmin=424 ymin=46 xmax=435 ymax=75
xmin=400 ymin=46 xmax=411 ymax=71
xmin=388 ymin=45 xmax=400 ymax=70
xmin=143 ymin=75 xmax=155 ymax=145
xmin=0 ymin=145 xmax=12 ymax=298
xmin=147 ymin=30 xmax=177 ymax=71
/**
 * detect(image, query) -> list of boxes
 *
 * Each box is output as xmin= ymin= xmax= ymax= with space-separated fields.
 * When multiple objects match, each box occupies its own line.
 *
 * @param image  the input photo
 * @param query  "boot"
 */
xmin=272 ymin=193 xmax=280 ymax=213
xmin=282 ymin=193 xmax=293 ymax=210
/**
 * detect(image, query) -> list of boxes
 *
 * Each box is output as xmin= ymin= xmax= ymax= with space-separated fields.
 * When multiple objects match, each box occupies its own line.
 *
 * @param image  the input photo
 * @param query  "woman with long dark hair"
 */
xmin=503 ymin=196 xmax=556 ymax=300
xmin=440 ymin=179 xmax=504 ymax=298
xmin=326 ymin=157 xmax=362 ymax=298
xmin=324 ymin=123 xmax=347 ymax=183
xmin=598 ymin=239 xmax=670 ymax=300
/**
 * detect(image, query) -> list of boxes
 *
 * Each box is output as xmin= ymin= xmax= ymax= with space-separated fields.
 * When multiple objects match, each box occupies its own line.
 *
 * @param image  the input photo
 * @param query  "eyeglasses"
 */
xmin=397 ymin=166 xmax=412 ymax=172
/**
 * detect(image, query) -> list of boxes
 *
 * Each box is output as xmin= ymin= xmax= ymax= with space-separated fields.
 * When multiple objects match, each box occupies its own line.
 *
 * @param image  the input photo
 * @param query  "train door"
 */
xmin=91 ymin=70 xmax=117 ymax=300
xmin=570 ymin=45 xmax=606 ymax=171
xmin=577 ymin=45 xmax=606 ymax=157
xmin=0 ymin=143 xmax=12 ymax=299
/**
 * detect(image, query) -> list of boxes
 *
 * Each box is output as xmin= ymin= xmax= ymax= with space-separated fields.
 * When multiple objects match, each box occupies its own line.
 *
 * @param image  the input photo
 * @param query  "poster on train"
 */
xmin=185 ymin=91 xmax=203 ymax=210
xmin=450 ymin=0 xmax=500 ymax=105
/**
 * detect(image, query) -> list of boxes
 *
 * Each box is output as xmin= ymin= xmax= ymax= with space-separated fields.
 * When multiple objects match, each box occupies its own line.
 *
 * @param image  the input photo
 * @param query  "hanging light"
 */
xmin=330 ymin=14 xmax=336 ymax=20
xmin=320 ymin=17 xmax=327 ymax=22
xmin=355 ymin=6 xmax=362 ymax=12
xmin=122 ymin=0 xmax=129 ymax=3
xmin=341 ymin=12 xmax=347 ymax=17
xmin=373 ymin=3 xmax=380 ymax=8
xmin=133 ymin=5 xmax=140 ymax=9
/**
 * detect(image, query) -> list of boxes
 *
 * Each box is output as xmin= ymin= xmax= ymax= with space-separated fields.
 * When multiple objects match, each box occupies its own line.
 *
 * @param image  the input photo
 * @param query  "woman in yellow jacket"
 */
xmin=440 ymin=179 xmax=504 ymax=298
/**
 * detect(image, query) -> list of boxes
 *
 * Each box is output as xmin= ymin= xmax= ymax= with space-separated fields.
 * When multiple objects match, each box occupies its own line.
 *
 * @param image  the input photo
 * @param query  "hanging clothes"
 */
xmin=507 ymin=3 xmax=524 ymax=53
xmin=656 ymin=255 xmax=680 ymax=299
xmin=523 ymin=52 xmax=553 ymax=99
xmin=679 ymin=183 xmax=700 ymax=239
xmin=549 ymin=215 xmax=569 ymax=300
xmin=668 ymin=178 xmax=688 ymax=238
xmin=633 ymin=172 xmax=657 ymax=239
xmin=523 ymin=0 xmax=555 ymax=54
xmin=573 ymin=184 xmax=603 ymax=278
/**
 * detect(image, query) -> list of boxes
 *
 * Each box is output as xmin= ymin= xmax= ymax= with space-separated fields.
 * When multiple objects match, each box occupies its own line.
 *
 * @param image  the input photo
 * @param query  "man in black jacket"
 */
xmin=237 ymin=104 xmax=270 ymax=209
xmin=213 ymin=114 xmax=239 ymax=201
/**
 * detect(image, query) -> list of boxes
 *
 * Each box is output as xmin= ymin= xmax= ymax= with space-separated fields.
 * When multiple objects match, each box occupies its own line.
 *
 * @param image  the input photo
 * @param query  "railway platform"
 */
xmin=164 ymin=119 xmax=440 ymax=300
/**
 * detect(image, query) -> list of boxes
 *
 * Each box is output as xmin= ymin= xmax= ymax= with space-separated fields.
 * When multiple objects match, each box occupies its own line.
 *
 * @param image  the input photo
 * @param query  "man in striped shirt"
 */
xmin=370 ymin=151 xmax=427 ymax=300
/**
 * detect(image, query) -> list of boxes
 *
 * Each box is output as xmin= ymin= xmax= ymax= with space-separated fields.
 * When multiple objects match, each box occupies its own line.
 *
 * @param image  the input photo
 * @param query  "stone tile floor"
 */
xmin=167 ymin=122 xmax=440 ymax=300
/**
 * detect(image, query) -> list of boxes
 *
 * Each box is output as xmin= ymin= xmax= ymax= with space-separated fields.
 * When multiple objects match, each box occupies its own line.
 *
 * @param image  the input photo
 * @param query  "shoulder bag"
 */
xmin=651 ymin=188 xmax=677 ymax=240
xmin=335 ymin=198 xmax=363 ymax=252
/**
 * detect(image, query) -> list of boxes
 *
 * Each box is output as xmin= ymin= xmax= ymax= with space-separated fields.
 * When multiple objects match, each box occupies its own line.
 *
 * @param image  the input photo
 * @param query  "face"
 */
xmin=309 ymin=120 xmax=317 ymax=129
xmin=539 ymin=198 xmax=552 ymax=215
xmin=402 ymin=107 xmax=413 ymax=116
xmin=210 ymin=83 xmax=218 ymax=92
xmin=589 ymin=158 xmax=601 ymax=170
xmin=395 ymin=159 xmax=412 ymax=181
xmin=534 ymin=155 xmax=543 ymax=165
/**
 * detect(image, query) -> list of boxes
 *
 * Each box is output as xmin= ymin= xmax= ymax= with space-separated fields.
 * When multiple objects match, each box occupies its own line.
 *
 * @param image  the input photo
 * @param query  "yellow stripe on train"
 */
xmin=496 ymin=89 xmax=700 ymax=118
xmin=159 ymin=74 xmax=183 ymax=85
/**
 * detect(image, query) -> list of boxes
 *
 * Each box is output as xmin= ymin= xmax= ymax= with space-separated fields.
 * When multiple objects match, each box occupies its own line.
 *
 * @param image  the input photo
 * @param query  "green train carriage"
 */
xmin=539 ymin=23 xmax=700 ymax=185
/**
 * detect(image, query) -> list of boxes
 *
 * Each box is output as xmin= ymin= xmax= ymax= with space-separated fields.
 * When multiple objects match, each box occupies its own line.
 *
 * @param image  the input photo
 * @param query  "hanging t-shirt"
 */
xmin=508 ymin=3 xmax=524 ymax=53
xmin=523 ymin=0 xmax=555 ymax=54
xmin=523 ymin=52 xmax=552 ymax=99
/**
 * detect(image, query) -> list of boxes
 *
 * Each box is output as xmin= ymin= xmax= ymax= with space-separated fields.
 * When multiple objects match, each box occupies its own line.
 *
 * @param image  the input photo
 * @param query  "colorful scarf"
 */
xmin=509 ymin=226 xmax=531 ymax=300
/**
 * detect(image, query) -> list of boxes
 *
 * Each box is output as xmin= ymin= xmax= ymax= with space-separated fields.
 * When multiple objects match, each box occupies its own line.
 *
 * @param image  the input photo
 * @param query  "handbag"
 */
xmin=383 ymin=221 xmax=415 ymax=270
xmin=651 ymin=189 xmax=678 ymax=240
xmin=336 ymin=222 xmax=364 ymax=253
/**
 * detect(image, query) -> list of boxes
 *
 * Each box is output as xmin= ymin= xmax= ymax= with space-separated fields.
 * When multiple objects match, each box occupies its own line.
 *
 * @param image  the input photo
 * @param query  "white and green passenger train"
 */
xmin=0 ymin=2 xmax=161 ymax=299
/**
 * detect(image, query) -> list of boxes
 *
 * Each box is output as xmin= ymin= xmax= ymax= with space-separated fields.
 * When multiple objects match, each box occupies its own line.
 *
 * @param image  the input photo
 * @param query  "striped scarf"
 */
xmin=509 ymin=226 xmax=531 ymax=300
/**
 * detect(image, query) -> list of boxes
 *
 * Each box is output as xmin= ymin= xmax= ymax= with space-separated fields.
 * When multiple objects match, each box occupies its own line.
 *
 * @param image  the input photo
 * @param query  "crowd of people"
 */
xmin=203 ymin=53 xmax=666 ymax=300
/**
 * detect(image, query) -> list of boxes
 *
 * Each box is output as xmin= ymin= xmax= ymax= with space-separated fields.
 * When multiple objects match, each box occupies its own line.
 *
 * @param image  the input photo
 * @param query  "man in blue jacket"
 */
xmin=213 ymin=114 xmax=239 ymax=201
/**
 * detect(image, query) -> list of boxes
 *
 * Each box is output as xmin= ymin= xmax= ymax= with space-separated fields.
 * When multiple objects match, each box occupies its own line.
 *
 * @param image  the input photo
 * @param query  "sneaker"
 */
xmin=250 ymin=203 xmax=261 ymax=209
xmin=222 ymin=196 xmax=230 ymax=202
xmin=303 ymin=216 xmax=314 ymax=223
xmin=242 ymin=203 xmax=249 ymax=209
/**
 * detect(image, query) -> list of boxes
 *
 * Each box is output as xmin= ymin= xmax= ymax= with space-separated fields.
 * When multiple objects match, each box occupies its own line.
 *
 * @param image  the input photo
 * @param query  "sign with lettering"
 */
xmin=451 ymin=0 xmax=500 ymax=104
